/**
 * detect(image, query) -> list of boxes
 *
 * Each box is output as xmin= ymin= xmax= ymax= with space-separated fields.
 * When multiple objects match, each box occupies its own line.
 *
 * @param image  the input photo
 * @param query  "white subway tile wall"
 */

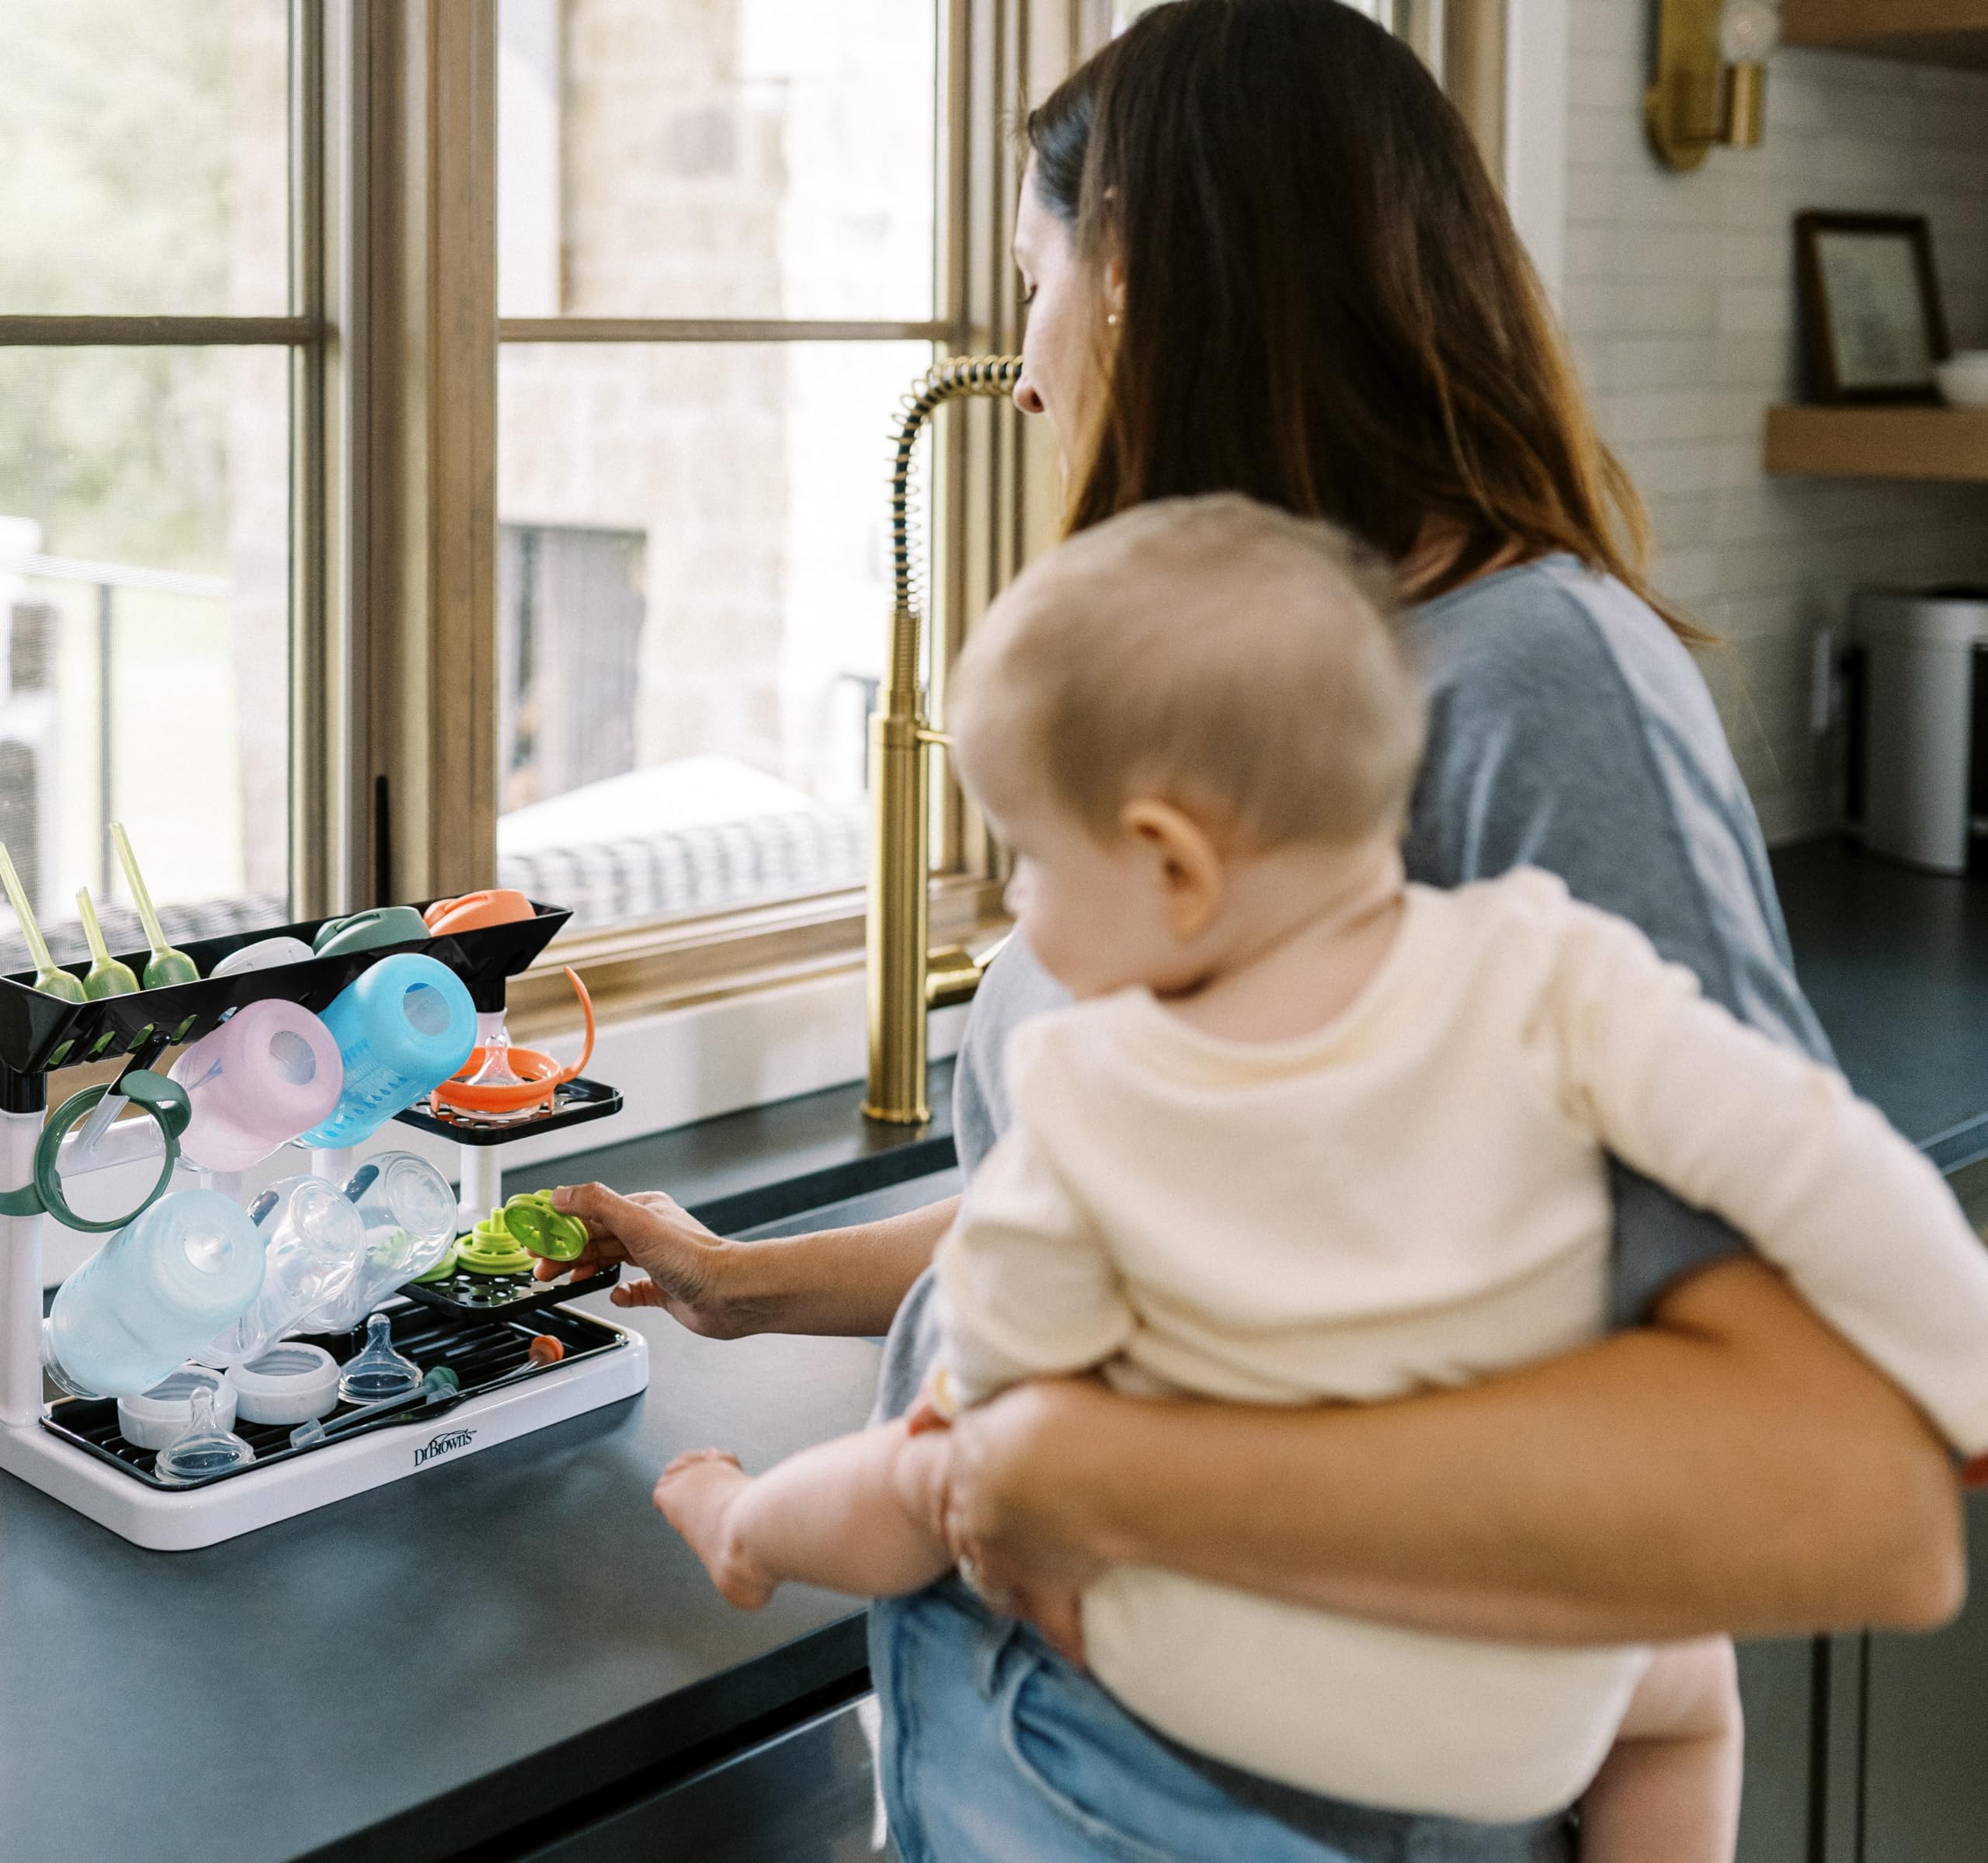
xmin=1562 ymin=6 xmax=1988 ymax=843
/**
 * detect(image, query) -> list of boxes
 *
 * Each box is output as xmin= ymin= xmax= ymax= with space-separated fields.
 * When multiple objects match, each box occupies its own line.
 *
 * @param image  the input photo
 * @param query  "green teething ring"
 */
xmin=0 ymin=1070 xmax=191 ymax=1233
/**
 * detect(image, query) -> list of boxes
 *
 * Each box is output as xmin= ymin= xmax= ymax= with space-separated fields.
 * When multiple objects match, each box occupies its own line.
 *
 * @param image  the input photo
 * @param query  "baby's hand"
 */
xmin=654 ymin=1449 xmax=777 ymax=1611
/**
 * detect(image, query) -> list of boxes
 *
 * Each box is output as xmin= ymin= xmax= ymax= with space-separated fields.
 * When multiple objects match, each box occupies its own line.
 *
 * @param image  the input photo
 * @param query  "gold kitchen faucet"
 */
xmin=864 ymin=356 xmax=1021 ymax=1124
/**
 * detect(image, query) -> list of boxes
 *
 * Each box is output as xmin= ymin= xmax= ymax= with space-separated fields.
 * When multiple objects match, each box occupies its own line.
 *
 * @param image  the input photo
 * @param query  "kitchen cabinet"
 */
xmin=1858 ymin=1489 xmax=1988 ymax=1859
xmin=513 ymin=1694 xmax=890 ymax=1863
xmin=1736 ymin=1638 xmax=1824 ymax=1863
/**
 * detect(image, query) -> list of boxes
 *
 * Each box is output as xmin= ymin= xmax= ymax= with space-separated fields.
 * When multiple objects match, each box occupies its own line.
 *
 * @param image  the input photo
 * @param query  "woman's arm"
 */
xmin=946 ymin=1257 xmax=1965 ymax=1650
xmin=547 ymin=1182 xmax=955 ymax=1339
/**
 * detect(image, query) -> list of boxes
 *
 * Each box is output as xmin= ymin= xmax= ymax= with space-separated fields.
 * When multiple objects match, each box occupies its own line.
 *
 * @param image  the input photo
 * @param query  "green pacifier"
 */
xmin=499 ymin=1190 xmax=589 ymax=1262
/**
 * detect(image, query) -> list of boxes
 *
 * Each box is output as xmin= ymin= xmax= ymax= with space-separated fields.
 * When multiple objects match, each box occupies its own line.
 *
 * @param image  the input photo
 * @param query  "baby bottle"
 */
xmin=43 ymin=1189 xmax=266 ymax=1400
xmin=306 ymin=1152 xmax=458 ymax=1333
xmin=300 ymin=953 xmax=476 ymax=1149
xmin=169 ymin=999 xmax=345 ymax=1173
xmin=202 ymin=1176 xmax=367 ymax=1367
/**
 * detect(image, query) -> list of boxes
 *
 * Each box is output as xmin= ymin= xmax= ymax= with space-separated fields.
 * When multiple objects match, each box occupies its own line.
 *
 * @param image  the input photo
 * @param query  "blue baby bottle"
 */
xmin=43 ymin=1189 xmax=266 ymax=1401
xmin=301 ymin=952 xmax=477 ymax=1149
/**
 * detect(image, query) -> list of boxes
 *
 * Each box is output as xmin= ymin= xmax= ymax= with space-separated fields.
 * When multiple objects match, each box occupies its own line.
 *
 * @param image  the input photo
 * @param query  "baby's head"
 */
xmin=952 ymin=494 xmax=1426 ymax=999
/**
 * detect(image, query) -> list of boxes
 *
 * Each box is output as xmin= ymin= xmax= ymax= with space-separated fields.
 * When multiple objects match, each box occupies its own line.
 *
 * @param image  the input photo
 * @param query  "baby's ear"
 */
xmin=1120 ymin=799 xmax=1225 ymax=937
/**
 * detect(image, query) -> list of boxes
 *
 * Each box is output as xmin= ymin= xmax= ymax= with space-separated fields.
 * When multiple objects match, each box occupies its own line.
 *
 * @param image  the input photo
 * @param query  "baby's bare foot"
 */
xmin=655 ymin=1449 xmax=777 ymax=1609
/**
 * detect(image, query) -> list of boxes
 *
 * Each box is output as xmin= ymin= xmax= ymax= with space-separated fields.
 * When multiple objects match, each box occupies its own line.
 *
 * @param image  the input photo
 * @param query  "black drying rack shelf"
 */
xmin=402 ymin=1259 xmax=621 ymax=1319
xmin=0 ymin=900 xmax=572 ymax=1083
xmin=42 ymin=1302 xmax=630 ymax=1490
xmin=394 ymin=1076 xmax=623 ymax=1148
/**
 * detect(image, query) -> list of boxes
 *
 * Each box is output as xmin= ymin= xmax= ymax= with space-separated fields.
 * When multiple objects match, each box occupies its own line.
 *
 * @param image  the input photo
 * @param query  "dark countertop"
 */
xmin=1771 ymin=837 xmax=1988 ymax=1171
xmin=0 ymin=1170 xmax=955 ymax=1863
xmin=6 ymin=839 xmax=1983 ymax=1863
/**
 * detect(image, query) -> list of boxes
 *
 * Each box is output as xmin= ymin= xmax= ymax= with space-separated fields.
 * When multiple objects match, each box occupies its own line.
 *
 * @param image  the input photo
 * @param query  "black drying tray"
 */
xmin=0 ymin=900 xmax=571 ymax=1079
xmin=401 ymin=1258 xmax=621 ymax=1319
xmin=41 ymin=1301 xmax=630 ymax=1490
xmin=394 ymin=1076 xmax=624 ymax=1148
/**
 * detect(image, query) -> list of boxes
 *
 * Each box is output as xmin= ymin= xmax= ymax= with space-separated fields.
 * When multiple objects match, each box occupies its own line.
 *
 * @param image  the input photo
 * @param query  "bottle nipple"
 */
xmin=465 ymin=1018 xmax=527 ymax=1090
xmin=153 ymin=1387 xmax=256 ymax=1486
xmin=337 ymin=1313 xmax=423 ymax=1406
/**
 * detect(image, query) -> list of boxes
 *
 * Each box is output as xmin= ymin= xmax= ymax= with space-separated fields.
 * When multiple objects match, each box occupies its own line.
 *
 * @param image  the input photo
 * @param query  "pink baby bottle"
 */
xmin=169 ymin=999 xmax=346 ymax=1173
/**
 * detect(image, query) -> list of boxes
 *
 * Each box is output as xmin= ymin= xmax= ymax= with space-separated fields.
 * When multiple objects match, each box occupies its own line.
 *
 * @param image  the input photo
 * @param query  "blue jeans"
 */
xmin=871 ymin=1582 xmax=1576 ymax=1863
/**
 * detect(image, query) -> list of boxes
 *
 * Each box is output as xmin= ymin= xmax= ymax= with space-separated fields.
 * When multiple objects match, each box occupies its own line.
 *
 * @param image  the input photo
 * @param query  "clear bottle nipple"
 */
xmin=466 ymin=1011 xmax=525 ymax=1090
xmin=337 ymin=1313 xmax=423 ymax=1406
xmin=153 ymin=1387 xmax=256 ymax=1486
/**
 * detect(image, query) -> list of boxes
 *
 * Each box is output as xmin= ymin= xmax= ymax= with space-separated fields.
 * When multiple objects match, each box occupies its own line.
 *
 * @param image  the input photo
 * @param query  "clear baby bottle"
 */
xmin=202 ymin=1176 xmax=368 ymax=1367
xmin=299 ymin=953 xmax=476 ymax=1149
xmin=169 ymin=999 xmax=345 ymax=1173
xmin=43 ymin=1189 xmax=266 ymax=1401
xmin=305 ymin=1151 xmax=460 ymax=1333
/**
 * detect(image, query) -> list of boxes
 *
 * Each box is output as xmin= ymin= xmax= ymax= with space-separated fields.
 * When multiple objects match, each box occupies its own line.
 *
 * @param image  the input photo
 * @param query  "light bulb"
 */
xmin=1721 ymin=0 xmax=1781 ymax=64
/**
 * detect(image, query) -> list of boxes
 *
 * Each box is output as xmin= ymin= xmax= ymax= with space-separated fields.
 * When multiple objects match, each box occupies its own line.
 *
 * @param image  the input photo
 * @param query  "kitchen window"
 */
xmin=0 ymin=0 xmax=313 ymax=973
xmin=0 ymin=0 xmax=1503 ymax=1041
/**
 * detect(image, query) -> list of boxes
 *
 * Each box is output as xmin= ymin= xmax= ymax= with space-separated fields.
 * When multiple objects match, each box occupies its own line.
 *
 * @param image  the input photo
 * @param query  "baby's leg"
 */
xmin=655 ymin=1419 xmax=955 ymax=1610
xmin=1579 ymin=1636 xmax=1743 ymax=1863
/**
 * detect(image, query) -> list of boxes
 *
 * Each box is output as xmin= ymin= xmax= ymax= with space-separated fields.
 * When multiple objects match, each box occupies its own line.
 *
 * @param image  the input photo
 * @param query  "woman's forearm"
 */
xmin=970 ymin=1258 xmax=1962 ymax=1643
xmin=718 ymin=1196 xmax=958 ymax=1336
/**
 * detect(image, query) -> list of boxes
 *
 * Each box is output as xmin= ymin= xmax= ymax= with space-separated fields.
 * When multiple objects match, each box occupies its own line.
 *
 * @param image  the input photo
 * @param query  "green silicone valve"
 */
xmin=454 ymin=1211 xmax=536 ymax=1277
xmin=412 ymin=1241 xmax=460 ymax=1284
xmin=500 ymin=1190 xmax=589 ymax=1262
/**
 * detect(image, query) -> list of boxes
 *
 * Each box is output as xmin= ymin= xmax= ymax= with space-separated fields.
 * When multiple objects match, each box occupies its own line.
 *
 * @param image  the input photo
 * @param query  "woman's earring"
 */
xmin=1106 ymin=311 xmax=1121 ymax=328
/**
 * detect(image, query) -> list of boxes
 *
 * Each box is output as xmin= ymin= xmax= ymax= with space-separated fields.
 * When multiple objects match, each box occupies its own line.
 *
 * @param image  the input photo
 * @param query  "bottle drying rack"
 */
xmin=0 ymin=901 xmax=648 ymax=1551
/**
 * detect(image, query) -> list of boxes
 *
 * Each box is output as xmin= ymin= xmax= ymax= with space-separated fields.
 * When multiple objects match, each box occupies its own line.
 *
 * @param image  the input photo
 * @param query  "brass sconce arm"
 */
xmin=865 ymin=356 xmax=1023 ymax=1125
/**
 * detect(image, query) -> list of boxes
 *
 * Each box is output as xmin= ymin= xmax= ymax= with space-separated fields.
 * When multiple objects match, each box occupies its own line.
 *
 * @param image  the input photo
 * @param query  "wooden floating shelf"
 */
xmin=1765 ymin=405 xmax=1988 ymax=482
xmin=1784 ymin=0 xmax=1988 ymax=65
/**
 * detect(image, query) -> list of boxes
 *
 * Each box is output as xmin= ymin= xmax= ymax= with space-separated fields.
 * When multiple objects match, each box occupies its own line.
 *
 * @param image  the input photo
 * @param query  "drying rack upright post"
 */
xmin=0 ymin=1069 xmax=47 ymax=1430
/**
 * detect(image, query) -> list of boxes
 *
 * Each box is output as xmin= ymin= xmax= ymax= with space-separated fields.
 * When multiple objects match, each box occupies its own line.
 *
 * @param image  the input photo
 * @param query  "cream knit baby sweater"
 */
xmin=932 ymin=867 xmax=1988 ymax=1822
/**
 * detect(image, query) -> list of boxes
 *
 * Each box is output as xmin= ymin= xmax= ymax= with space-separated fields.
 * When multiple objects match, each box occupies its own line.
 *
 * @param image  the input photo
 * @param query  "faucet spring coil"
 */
xmin=885 ymin=356 xmax=1023 ymax=699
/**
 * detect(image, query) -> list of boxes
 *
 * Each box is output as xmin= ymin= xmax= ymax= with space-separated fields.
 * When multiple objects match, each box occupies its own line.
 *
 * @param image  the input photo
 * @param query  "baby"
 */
xmin=655 ymin=495 xmax=1988 ymax=1858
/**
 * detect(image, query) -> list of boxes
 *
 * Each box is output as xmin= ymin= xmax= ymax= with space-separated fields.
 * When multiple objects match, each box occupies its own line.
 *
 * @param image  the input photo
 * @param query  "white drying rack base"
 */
xmin=3 ymin=1322 xmax=648 ymax=1552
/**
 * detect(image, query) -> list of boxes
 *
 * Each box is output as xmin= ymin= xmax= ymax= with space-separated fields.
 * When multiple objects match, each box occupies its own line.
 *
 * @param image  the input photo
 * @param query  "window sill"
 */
xmin=505 ymin=877 xmax=1009 ymax=1041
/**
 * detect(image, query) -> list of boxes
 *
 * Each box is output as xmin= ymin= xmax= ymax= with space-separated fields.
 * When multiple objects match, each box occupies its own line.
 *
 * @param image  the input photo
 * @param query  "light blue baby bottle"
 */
xmin=301 ymin=952 xmax=477 ymax=1149
xmin=43 ymin=1189 xmax=266 ymax=1400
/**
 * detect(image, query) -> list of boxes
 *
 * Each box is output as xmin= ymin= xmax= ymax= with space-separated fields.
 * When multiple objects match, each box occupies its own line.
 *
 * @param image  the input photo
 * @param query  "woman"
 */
xmin=553 ymin=4 xmax=1961 ymax=1856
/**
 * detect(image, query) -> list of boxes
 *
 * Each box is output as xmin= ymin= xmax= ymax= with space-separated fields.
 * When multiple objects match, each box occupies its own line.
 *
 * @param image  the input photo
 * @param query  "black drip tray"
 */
xmin=42 ymin=1302 xmax=628 ymax=1491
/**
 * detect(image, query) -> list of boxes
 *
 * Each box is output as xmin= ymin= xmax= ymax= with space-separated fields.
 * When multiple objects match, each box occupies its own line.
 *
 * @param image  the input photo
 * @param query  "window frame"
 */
xmin=469 ymin=0 xmax=1096 ymax=1034
xmin=0 ymin=0 xmax=335 ymax=931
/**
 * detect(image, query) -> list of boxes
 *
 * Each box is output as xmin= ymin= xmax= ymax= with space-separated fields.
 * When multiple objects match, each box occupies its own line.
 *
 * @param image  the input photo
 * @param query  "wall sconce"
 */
xmin=1646 ymin=0 xmax=1781 ymax=172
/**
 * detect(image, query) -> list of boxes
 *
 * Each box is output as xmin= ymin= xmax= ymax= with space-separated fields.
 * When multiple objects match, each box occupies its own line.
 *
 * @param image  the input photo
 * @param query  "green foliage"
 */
xmin=0 ymin=1 xmax=284 ymax=568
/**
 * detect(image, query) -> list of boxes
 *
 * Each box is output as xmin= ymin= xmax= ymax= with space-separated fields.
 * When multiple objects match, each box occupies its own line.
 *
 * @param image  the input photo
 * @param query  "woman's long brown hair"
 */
xmin=1028 ymin=0 xmax=1705 ymax=641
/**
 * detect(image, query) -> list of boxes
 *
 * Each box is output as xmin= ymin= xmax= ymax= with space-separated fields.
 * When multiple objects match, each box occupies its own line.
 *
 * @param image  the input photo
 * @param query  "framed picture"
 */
xmin=1795 ymin=212 xmax=1951 ymax=404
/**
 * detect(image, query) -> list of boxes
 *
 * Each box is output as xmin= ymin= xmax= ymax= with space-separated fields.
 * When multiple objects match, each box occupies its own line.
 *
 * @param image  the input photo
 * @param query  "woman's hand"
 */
xmin=942 ymin=1378 xmax=1117 ymax=1666
xmin=544 ymin=1183 xmax=756 ymax=1339
xmin=540 ymin=1184 xmax=961 ymax=1342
